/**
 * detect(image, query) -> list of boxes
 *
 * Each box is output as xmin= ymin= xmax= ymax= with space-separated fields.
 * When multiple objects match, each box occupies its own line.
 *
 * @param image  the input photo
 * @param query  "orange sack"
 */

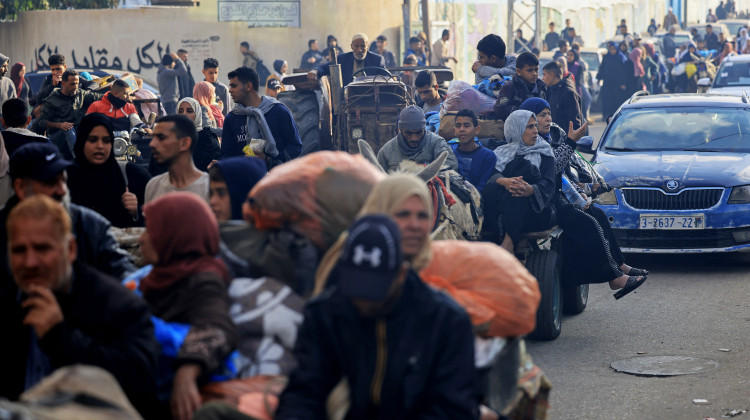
xmin=421 ymin=240 xmax=541 ymax=337
xmin=247 ymin=152 xmax=386 ymax=250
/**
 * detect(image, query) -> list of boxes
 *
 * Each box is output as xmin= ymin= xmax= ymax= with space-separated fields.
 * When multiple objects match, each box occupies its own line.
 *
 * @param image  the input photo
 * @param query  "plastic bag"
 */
xmin=421 ymin=240 xmax=541 ymax=337
xmin=671 ymin=62 xmax=687 ymax=76
xmin=247 ymin=151 xmax=386 ymax=250
xmin=473 ymin=74 xmax=512 ymax=99
xmin=442 ymin=80 xmax=496 ymax=117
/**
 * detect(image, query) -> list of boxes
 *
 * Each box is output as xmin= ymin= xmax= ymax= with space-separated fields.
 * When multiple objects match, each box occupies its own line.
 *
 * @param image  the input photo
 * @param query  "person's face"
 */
xmin=19 ymin=65 xmax=26 ymax=78
xmin=228 ymin=76 xmax=252 ymax=104
xmin=209 ymin=180 xmax=231 ymax=222
xmin=138 ymin=231 xmax=159 ymax=265
xmin=350 ymin=265 xmax=407 ymax=318
xmin=240 ymin=46 xmax=248 ymax=54
xmin=111 ymin=86 xmax=131 ymax=102
xmin=281 ymin=62 xmax=288 ymax=73
xmin=516 ymin=30 xmax=522 ymax=39
xmin=565 ymin=19 xmax=571 ymax=27
xmin=619 ymin=43 xmax=628 ymax=52
xmin=177 ymin=52 xmax=188 ymax=62
xmin=267 ymin=87 xmax=280 ymax=98
xmin=608 ymin=45 xmax=617 ymax=54
xmin=445 ymin=32 xmax=451 ymax=41
xmin=706 ymin=26 xmax=713 ymax=34
xmin=400 ymin=127 xmax=425 ymax=148
xmin=522 ymin=116 xmax=538 ymax=146
xmin=566 ymin=50 xmax=575 ymax=63
xmin=393 ymin=195 xmax=431 ymax=259
xmin=203 ymin=67 xmax=219 ymax=83
xmin=516 ymin=64 xmax=539 ymax=84
xmin=416 ymin=84 xmax=439 ymax=105
xmin=311 ymin=41 xmax=319 ymax=51
xmin=15 ymin=172 xmax=68 ymax=203
xmin=549 ymin=23 xmax=555 ymax=32
xmin=83 ymin=125 xmax=112 ymax=165
xmin=178 ymin=101 xmax=197 ymax=122
xmin=560 ymin=43 xmax=569 ymax=53
xmin=0 ymin=61 xmax=7 ymax=77
xmin=377 ymin=39 xmax=386 ymax=51
xmin=149 ymin=122 xmax=187 ymax=165
xmin=542 ymin=69 xmax=559 ymax=87
xmin=60 ymin=75 xmax=79 ymax=96
xmin=8 ymin=216 xmax=76 ymax=294
xmin=352 ymin=38 xmax=368 ymax=60
xmin=633 ymin=39 xmax=641 ymax=47
xmin=328 ymin=39 xmax=337 ymax=48
xmin=454 ymin=116 xmax=480 ymax=143
xmin=49 ymin=63 xmax=66 ymax=83
xmin=620 ymin=26 xmax=627 ymax=34
xmin=477 ymin=51 xmax=502 ymax=67
xmin=536 ymin=109 xmax=552 ymax=135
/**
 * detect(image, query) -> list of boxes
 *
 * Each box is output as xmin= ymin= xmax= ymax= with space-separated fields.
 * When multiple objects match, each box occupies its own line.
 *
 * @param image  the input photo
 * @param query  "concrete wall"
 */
xmin=0 ymin=0 xmax=403 ymax=87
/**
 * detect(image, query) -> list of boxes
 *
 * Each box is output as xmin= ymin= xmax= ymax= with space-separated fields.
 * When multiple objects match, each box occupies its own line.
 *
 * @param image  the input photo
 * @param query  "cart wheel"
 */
xmin=526 ymin=250 xmax=562 ymax=341
xmin=562 ymin=284 xmax=589 ymax=315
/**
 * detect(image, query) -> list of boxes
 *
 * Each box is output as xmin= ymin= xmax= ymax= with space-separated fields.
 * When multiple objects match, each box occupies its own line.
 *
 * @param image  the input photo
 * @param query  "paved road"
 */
xmin=525 ymin=115 xmax=750 ymax=419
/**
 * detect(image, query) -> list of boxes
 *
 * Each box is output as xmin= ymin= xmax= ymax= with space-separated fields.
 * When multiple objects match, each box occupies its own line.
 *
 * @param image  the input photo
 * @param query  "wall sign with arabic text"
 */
xmin=218 ymin=0 xmax=300 ymax=27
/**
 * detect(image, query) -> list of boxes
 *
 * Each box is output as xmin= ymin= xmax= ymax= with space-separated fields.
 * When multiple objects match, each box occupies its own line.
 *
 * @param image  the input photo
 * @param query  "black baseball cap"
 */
xmin=9 ymin=143 xmax=73 ymax=181
xmin=337 ymin=214 xmax=404 ymax=301
xmin=266 ymin=78 xmax=281 ymax=90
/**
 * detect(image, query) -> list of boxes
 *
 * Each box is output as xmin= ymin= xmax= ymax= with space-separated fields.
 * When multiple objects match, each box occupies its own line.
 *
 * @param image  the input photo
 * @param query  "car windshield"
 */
xmin=714 ymin=61 xmax=750 ymax=87
xmin=724 ymin=22 xmax=746 ymax=36
xmin=581 ymin=52 xmax=600 ymax=71
xmin=603 ymin=107 xmax=750 ymax=152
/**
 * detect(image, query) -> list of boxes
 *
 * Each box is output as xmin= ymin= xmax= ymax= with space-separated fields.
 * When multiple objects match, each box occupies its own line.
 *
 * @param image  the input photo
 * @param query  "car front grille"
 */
xmin=622 ymin=188 xmax=724 ymax=210
xmin=614 ymin=229 xmax=745 ymax=249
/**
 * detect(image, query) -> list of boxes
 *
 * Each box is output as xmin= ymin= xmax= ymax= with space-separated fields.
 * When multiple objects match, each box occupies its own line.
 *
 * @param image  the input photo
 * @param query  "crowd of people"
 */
xmin=0 ymin=25 xmax=659 ymax=420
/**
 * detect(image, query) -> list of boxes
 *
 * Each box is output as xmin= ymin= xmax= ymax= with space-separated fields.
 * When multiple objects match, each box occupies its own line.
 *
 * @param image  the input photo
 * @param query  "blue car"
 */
xmin=591 ymin=93 xmax=750 ymax=253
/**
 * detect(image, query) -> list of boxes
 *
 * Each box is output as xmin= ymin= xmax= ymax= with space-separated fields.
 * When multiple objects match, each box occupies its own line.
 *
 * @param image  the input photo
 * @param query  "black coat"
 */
xmin=494 ymin=75 xmax=548 ymax=120
xmin=193 ymin=127 xmax=222 ymax=172
xmin=313 ymin=51 xmax=386 ymax=86
xmin=0 ymin=263 xmax=159 ymax=418
xmin=597 ymin=53 xmax=629 ymax=118
xmin=276 ymin=272 xmax=478 ymax=420
xmin=546 ymin=75 xmax=583 ymax=131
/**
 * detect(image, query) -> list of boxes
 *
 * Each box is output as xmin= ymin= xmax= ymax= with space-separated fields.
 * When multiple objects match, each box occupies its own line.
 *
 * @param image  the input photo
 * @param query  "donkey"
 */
xmin=357 ymin=140 xmax=483 ymax=241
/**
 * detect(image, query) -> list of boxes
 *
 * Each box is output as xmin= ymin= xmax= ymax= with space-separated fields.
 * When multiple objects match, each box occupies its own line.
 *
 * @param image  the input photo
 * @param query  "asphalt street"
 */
xmin=525 ymin=116 xmax=750 ymax=420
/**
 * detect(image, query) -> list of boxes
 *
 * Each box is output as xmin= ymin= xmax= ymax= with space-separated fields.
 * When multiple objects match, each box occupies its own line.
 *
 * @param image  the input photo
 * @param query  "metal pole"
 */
xmin=422 ymin=0 xmax=431 ymax=52
xmin=508 ymin=0 xmax=514 ymax=54
xmin=403 ymin=0 xmax=411 ymax=58
xmin=535 ymin=0 xmax=541 ymax=51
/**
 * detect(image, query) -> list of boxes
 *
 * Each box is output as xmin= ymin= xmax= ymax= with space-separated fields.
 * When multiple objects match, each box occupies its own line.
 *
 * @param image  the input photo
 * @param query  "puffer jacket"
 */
xmin=86 ymin=92 xmax=144 ymax=131
xmin=377 ymin=130 xmax=459 ymax=172
xmin=276 ymin=271 xmax=478 ymax=420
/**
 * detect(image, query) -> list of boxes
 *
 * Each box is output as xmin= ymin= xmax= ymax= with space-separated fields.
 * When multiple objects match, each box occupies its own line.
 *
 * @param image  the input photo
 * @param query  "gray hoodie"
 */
xmin=377 ymin=130 xmax=458 ymax=173
xmin=0 ymin=53 xmax=17 ymax=117
xmin=474 ymin=54 xmax=517 ymax=84
xmin=156 ymin=59 xmax=187 ymax=104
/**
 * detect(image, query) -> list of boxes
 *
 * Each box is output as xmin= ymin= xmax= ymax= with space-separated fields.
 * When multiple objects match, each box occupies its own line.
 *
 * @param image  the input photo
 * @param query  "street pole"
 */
xmin=422 ymin=0 xmax=431 ymax=54
xmin=403 ymin=0 xmax=411 ymax=54
xmin=507 ymin=0 xmax=514 ymax=53
xmin=535 ymin=0 xmax=541 ymax=51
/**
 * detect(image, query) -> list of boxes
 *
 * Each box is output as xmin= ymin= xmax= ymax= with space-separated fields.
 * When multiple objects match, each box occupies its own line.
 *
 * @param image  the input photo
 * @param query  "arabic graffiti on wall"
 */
xmin=32 ymin=40 xmax=172 ymax=73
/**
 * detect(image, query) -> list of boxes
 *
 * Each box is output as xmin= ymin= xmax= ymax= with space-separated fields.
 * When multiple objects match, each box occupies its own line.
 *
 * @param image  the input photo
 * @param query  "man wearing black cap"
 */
xmin=0 ymin=142 xmax=136 ymax=283
xmin=376 ymin=105 xmax=457 ymax=172
xmin=276 ymin=214 xmax=477 ymax=419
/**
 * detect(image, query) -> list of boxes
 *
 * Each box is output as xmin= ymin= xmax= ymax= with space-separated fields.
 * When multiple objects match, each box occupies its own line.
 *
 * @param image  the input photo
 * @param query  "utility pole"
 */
xmin=403 ymin=0 xmax=411 ymax=54
xmin=421 ymin=0 xmax=431 ymax=53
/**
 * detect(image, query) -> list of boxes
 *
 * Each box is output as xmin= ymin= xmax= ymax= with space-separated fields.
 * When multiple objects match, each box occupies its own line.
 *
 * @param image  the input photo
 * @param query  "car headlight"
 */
xmin=595 ymin=189 xmax=617 ymax=205
xmin=728 ymin=186 xmax=750 ymax=204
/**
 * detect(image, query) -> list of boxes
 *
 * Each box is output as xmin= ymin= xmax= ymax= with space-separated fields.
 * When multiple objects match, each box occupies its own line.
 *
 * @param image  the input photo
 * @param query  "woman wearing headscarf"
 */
xmin=597 ymin=41 xmax=629 ymax=120
xmin=177 ymin=97 xmax=221 ymax=172
xmin=9 ymin=63 xmax=31 ymax=105
xmin=676 ymin=42 xmax=701 ymax=93
xmin=67 ymin=113 xmax=151 ymax=227
xmin=193 ymin=81 xmax=224 ymax=128
xmin=737 ymin=28 xmax=749 ymax=54
xmin=208 ymin=156 xmax=266 ymax=222
xmin=519 ymin=98 xmax=648 ymax=299
xmin=566 ymin=49 xmax=584 ymax=97
xmin=481 ymin=110 xmax=556 ymax=253
xmin=715 ymin=41 xmax=735 ymax=66
xmin=138 ymin=192 xmax=237 ymax=420
xmin=627 ymin=47 xmax=646 ymax=95
xmin=642 ymin=44 xmax=661 ymax=93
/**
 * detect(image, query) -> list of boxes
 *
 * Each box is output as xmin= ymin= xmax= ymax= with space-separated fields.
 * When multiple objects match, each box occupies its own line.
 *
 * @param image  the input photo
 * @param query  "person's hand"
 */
xmin=33 ymin=105 xmax=42 ymax=119
xmin=207 ymin=160 xmax=218 ymax=169
xmin=307 ymin=57 xmax=316 ymax=64
xmin=510 ymin=178 xmax=534 ymax=197
xmin=58 ymin=122 xmax=74 ymax=131
xmin=307 ymin=70 xmax=318 ymax=82
xmin=216 ymin=99 xmax=223 ymax=112
xmin=170 ymin=364 xmax=202 ymax=420
xmin=142 ymin=127 xmax=152 ymax=135
xmin=22 ymin=285 xmax=64 ymax=339
xmin=254 ymin=149 xmax=267 ymax=160
xmin=122 ymin=188 xmax=138 ymax=217
xmin=170 ymin=52 xmax=180 ymax=60
xmin=580 ymin=192 xmax=591 ymax=210
xmin=567 ymin=121 xmax=588 ymax=142
xmin=472 ymin=61 xmax=481 ymax=72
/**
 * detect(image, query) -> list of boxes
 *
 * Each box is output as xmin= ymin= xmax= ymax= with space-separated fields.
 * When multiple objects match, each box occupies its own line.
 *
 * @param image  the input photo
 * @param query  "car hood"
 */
xmin=708 ymin=86 xmax=750 ymax=96
xmin=594 ymin=150 xmax=750 ymax=188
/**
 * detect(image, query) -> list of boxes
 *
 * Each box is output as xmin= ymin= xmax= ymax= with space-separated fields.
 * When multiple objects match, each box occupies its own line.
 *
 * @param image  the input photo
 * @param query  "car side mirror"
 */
xmin=576 ymin=136 xmax=594 ymax=154
xmin=697 ymin=77 xmax=711 ymax=87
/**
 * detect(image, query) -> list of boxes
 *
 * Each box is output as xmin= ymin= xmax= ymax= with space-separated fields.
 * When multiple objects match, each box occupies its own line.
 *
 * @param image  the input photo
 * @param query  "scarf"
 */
xmin=738 ymin=29 xmax=749 ymax=53
xmin=643 ymin=43 xmax=656 ymax=58
xmin=630 ymin=48 xmax=645 ymax=77
xmin=106 ymin=91 xmax=128 ymax=109
xmin=606 ymin=41 xmax=628 ymax=64
xmin=273 ymin=60 xmax=286 ymax=73
xmin=214 ymin=157 xmax=267 ymax=219
xmin=177 ymin=97 xmax=204 ymax=130
xmin=397 ymin=131 xmax=424 ymax=155
xmin=10 ymin=62 xmax=23 ymax=95
xmin=231 ymin=96 xmax=281 ymax=157
xmin=494 ymin=110 xmax=554 ymax=173
xmin=140 ymin=192 xmax=229 ymax=294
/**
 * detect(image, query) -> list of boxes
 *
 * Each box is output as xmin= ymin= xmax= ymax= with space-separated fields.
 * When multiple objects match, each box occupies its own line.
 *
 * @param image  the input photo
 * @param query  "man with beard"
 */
xmin=0 ymin=52 xmax=17 ymax=115
xmin=307 ymin=33 xmax=386 ymax=86
xmin=0 ymin=142 xmax=136 ymax=283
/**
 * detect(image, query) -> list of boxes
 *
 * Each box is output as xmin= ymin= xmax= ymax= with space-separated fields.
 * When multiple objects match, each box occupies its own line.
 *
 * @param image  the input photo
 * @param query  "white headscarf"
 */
xmin=177 ymin=97 xmax=203 ymax=130
xmin=738 ymin=28 xmax=749 ymax=54
xmin=494 ymin=110 xmax=554 ymax=173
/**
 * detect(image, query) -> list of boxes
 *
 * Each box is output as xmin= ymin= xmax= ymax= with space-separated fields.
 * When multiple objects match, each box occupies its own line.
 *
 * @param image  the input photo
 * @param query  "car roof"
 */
xmin=722 ymin=54 xmax=750 ymax=62
xmin=622 ymin=93 xmax=750 ymax=108
xmin=718 ymin=18 xmax=750 ymax=23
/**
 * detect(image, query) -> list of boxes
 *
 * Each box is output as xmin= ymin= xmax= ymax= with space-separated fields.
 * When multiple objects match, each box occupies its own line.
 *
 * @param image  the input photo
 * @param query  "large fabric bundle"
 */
xmin=247 ymin=152 xmax=386 ymax=250
xmin=441 ymin=80 xmax=496 ymax=116
xmin=421 ymin=240 xmax=540 ymax=337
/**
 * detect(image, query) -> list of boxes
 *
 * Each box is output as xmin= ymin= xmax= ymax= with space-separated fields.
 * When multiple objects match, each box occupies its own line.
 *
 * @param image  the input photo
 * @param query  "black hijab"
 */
xmin=67 ymin=113 xmax=133 ymax=227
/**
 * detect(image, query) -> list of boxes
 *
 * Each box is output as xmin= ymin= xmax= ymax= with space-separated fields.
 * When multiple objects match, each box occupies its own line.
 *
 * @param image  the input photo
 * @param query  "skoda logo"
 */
xmin=666 ymin=180 xmax=680 ymax=191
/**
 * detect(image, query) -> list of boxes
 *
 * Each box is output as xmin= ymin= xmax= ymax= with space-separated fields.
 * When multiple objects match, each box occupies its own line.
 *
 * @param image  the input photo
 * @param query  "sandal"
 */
xmin=627 ymin=267 xmax=649 ymax=276
xmin=613 ymin=276 xmax=647 ymax=300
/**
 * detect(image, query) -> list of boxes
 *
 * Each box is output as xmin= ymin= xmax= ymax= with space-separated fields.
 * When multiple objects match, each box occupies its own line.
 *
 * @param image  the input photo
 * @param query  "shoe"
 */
xmin=613 ymin=276 xmax=647 ymax=300
xmin=628 ymin=267 xmax=649 ymax=276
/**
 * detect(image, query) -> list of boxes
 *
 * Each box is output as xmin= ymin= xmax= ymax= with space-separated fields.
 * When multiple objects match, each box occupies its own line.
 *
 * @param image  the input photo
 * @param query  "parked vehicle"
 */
xmin=686 ymin=22 xmax=733 ymax=43
xmin=717 ymin=18 xmax=749 ymax=38
xmin=701 ymin=53 xmax=750 ymax=95
xmin=25 ymin=69 xmax=160 ymax=97
xmin=591 ymin=92 xmax=750 ymax=253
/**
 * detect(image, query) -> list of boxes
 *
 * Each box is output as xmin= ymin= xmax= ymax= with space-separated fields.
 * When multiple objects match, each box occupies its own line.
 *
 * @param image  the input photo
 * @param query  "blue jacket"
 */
xmin=313 ymin=51 xmax=386 ymax=86
xmin=276 ymin=271 xmax=478 ymax=420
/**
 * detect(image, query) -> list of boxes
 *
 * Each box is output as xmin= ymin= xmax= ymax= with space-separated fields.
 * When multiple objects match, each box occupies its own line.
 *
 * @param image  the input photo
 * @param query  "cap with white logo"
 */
xmin=336 ymin=214 xmax=404 ymax=301
xmin=9 ymin=142 xmax=73 ymax=182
